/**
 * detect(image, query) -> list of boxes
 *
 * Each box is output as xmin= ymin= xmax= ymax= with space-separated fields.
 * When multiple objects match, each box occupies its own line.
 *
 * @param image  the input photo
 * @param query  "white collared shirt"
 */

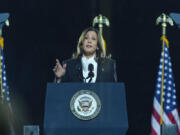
xmin=81 ymin=55 xmax=97 ymax=83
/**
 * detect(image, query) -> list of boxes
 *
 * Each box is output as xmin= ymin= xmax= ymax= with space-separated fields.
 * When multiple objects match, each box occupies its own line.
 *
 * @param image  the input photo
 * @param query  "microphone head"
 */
xmin=88 ymin=64 xmax=94 ymax=71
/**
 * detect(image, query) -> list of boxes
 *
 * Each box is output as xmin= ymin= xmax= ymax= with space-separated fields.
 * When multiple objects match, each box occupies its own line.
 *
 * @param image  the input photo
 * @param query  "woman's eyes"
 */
xmin=92 ymin=37 xmax=97 ymax=40
xmin=84 ymin=37 xmax=97 ymax=40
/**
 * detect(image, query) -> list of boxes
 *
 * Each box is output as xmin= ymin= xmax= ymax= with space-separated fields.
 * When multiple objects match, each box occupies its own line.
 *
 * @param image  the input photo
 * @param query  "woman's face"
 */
xmin=82 ymin=30 xmax=98 ymax=57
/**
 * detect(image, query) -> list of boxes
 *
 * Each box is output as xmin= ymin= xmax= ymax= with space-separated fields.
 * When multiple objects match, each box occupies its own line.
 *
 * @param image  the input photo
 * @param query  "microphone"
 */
xmin=87 ymin=64 xmax=94 ymax=83
xmin=88 ymin=64 xmax=94 ymax=73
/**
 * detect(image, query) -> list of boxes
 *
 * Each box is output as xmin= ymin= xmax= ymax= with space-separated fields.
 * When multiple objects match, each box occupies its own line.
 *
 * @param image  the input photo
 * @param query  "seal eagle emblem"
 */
xmin=70 ymin=90 xmax=101 ymax=120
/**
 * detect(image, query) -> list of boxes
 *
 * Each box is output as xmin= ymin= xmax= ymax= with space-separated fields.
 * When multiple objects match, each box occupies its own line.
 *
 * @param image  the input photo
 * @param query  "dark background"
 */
xmin=1 ymin=0 xmax=180 ymax=134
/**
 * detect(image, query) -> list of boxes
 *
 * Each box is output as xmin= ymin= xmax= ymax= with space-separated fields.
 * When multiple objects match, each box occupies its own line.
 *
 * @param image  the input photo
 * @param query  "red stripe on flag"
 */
xmin=151 ymin=126 xmax=158 ymax=135
xmin=167 ymin=112 xmax=176 ymax=124
xmin=152 ymin=107 xmax=161 ymax=123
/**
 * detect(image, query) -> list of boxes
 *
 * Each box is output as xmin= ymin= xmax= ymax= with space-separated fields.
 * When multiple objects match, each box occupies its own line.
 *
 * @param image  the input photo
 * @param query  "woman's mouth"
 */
xmin=86 ymin=44 xmax=92 ymax=48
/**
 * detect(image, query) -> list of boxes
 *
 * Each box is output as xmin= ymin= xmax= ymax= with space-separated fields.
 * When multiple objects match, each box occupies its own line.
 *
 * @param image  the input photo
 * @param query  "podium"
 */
xmin=44 ymin=83 xmax=128 ymax=135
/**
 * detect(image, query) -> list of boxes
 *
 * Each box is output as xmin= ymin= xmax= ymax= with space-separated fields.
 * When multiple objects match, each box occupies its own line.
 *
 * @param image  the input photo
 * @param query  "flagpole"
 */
xmin=92 ymin=14 xmax=110 ymax=56
xmin=156 ymin=13 xmax=174 ymax=134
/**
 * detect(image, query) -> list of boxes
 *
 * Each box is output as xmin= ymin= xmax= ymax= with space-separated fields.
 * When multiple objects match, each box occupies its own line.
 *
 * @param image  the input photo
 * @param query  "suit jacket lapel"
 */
xmin=96 ymin=58 xmax=102 ymax=82
xmin=75 ymin=57 xmax=83 ymax=82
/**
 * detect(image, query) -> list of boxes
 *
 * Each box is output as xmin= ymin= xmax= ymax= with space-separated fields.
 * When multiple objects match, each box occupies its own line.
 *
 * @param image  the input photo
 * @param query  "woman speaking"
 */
xmin=53 ymin=27 xmax=117 ymax=83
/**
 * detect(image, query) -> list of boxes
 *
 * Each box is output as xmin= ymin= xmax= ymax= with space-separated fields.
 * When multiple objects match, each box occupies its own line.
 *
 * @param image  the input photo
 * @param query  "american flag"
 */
xmin=0 ymin=39 xmax=10 ymax=104
xmin=151 ymin=36 xmax=180 ymax=135
xmin=0 ymin=37 xmax=15 ymax=135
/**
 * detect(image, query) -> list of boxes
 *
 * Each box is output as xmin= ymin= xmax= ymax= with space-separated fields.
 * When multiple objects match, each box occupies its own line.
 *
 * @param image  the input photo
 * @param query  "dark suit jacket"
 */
xmin=61 ymin=57 xmax=117 ymax=82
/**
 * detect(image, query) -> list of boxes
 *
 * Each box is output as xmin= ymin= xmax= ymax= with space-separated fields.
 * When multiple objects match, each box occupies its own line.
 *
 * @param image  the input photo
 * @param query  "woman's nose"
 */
xmin=88 ymin=39 xmax=92 ymax=43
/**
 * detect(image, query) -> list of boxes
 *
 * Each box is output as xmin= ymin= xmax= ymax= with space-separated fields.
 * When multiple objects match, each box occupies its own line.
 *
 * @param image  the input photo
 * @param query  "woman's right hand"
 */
xmin=53 ymin=59 xmax=67 ymax=79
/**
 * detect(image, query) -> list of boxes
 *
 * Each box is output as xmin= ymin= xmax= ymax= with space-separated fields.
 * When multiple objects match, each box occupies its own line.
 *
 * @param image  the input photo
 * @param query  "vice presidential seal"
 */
xmin=70 ymin=90 xmax=101 ymax=120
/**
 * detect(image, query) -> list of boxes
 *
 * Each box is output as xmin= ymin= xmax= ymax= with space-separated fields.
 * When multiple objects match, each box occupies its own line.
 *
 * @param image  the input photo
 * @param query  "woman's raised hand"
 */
xmin=53 ymin=59 xmax=67 ymax=79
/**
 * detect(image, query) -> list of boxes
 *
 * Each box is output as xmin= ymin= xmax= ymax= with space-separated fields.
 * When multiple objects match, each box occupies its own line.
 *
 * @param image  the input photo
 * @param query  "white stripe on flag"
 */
xmin=152 ymin=115 xmax=160 ymax=135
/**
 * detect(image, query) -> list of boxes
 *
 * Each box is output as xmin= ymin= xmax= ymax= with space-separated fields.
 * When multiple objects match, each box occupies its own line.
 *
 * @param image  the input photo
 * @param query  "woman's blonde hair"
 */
xmin=72 ymin=27 xmax=105 ymax=59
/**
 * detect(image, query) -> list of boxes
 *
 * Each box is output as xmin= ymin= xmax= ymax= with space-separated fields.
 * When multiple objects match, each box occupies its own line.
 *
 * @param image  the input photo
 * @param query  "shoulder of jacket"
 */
xmin=100 ymin=57 xmax=116 ymax=64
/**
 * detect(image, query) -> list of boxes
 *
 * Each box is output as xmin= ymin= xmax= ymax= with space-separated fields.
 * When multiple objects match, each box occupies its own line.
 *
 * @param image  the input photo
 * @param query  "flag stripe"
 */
xmin=152 ymin=107 xmax=160 ymax=123
xmin=172 ymin=110 xmax=180 ymax=134
xmin=151 ymin=127 xmax=158 ymax=135
xmin=151 ymin=116 xmax=160 ymax=135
